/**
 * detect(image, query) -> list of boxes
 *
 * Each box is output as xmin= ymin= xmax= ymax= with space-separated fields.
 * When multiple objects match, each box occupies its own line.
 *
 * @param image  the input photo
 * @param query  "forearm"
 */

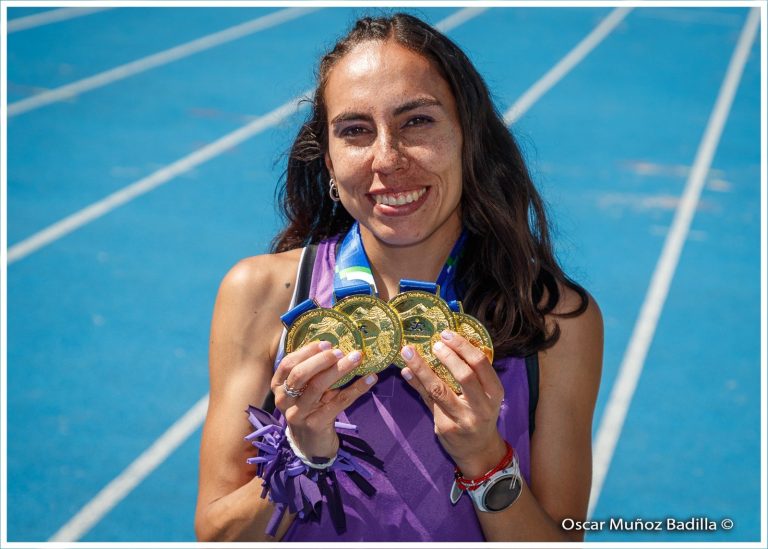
xmin=476 ymin=479 xmax=580 ymax=542
xmin=196 ymin=477 xmax=295 ymax=541
xmin=454 ymin=438 xmax=580 ymax=542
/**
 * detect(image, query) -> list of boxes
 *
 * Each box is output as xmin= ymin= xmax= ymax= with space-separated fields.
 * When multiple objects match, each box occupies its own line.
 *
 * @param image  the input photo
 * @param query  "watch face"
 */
xmin=483 ymin=473 xmax=522 ymax=512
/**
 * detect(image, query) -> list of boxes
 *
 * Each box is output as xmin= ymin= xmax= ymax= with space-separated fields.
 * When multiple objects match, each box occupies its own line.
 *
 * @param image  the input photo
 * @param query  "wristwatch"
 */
xmin=450 ymin=453 xmax=523 ymax=513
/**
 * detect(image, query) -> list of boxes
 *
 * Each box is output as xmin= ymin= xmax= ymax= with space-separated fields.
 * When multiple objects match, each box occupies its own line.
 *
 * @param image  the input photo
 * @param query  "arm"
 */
xmin=194 ymin=252 xmax=299 ymax=541
xmin=400 ymin=287 xmax=603 ymax=541
xmin=475 ymin=289 xmax=603 ymax=541
xmin=195 ymin=251 xmax=379 ymax=541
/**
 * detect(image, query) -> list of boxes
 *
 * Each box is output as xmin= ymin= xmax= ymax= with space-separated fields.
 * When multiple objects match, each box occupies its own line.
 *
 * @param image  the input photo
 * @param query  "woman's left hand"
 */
xmin=399 ymin=330 xmax=508 ymax=478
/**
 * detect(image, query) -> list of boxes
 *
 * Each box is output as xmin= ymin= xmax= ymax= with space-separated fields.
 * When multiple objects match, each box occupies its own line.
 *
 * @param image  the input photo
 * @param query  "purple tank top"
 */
xmin=280 ymin=236 xmax=534 ymax=542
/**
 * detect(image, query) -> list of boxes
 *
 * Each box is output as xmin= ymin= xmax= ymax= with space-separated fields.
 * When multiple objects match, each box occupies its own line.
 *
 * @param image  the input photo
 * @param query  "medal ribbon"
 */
xmin=333 ymin=221 xmax=466 ymax=301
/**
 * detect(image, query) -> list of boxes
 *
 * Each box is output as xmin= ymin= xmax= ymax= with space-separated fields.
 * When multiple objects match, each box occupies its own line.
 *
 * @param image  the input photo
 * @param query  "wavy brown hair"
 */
xmin=272 ymin=13 xmax=588 ymax=358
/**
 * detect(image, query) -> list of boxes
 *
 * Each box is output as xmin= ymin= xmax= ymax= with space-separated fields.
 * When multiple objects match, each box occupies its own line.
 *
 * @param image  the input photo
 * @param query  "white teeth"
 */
xmin=374 ymin=188 xmax=426 ymax=206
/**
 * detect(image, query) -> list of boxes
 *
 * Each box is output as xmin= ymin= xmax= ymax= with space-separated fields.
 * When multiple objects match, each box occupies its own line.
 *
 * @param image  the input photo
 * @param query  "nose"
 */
xmin=371 ymin=132 xmax=407 ymax=175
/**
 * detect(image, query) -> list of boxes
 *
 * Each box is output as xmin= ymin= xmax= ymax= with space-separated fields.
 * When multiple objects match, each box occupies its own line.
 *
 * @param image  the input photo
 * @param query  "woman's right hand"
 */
xmin=272 ymin=340 xmax=377 ymax=459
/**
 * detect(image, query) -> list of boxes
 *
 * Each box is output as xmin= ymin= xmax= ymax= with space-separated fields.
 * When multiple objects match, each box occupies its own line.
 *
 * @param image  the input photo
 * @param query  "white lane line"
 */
xmin=7 ymin=7 xmax=111 ymax=33
xmin=8 ymin=91 xmax=311 ymax=264
xmin=40 ymin=9 xmax=488 ymax=542
xmin=588 ymin=7 xmax=761 ymax=518
xmin=6 ymin=6 xmax=485 ymax=265
xmin=7 ymin=7 xmax=316 ymax=117
xmin=433 ymin=6 xmax=487 ymax=32
xmin=48 ymin=394 xmax=210 ymax=542
xmin=504 ymin=7 xmax=631 ymax=124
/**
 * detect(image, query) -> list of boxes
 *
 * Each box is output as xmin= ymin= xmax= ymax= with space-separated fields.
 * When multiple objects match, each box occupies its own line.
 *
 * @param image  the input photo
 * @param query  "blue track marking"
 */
xmin=5 ymin=7 xmax=462 ymax=541
xmin=518 ymin=6 xmax=754 ymax=420
xmin=590 ymin=19 xmax=762 ymax=540
xmin=7 ymin=8 xmax=284 ymax=99
xmin=7 ymin=7 xmax=54 ymax=19
xmin=4 ymin=5 xmax=763 ymax=542
xmin=508 ymin=7 xmax=760 ymax=541
xmin=82 ymin=431 xmax=204 ymax=541
xmin=448 ymin=8 xmax=613 ymax=108
xmin=7 ymin=8 xmax=335 ymax=245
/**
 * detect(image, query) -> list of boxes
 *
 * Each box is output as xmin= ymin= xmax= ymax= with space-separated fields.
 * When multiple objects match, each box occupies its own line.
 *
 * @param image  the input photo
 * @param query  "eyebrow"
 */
xmin=330 ymin=97 xmax=443 ymax=126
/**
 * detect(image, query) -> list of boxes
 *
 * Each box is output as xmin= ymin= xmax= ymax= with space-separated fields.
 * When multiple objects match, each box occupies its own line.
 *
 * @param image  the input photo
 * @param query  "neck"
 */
xmin=359 ymin=223 xmax=462 ymax=301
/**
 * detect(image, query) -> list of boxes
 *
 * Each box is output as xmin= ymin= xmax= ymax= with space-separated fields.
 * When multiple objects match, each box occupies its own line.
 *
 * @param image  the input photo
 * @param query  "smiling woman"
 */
xmin=195 ymin=13 xmax=603 ymax=542
xmin=323 ymin=39 xmax=464 ymax=251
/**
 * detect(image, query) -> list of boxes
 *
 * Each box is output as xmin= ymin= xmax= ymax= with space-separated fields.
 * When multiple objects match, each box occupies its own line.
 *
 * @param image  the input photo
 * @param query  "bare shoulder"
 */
xmin=538 ymin=282 xmax=604 ymax=393
xmin=210 ymin=248 xmax=303 ymax=377
xmin=218 ymin=248 xmax=303 ymax=308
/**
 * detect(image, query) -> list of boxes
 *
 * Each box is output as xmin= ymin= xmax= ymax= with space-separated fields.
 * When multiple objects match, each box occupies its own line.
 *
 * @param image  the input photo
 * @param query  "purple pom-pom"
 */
xmin=243 ymin=405 xmax=382 ymax=535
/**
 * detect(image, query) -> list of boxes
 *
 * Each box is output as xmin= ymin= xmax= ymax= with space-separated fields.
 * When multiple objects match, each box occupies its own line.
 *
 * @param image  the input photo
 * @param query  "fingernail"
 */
xmin=433 ymin=341 xmax=445 ymax=353
xmin=402 ymin=369 xmax=413 ymax=381
xmin=365 ymin=374 xmax=377 ymax=385
xmin=441 ymin=330 xmax=453 ymax=340
xmin=319 ymin=341 xmax=332 ymax=350
xmin=348 ymin=350 xmax=362 ymax=363
xmin=401 ymin=346 xmax=414 ymax=360
xmin=332 ymin=349 xmax=344 ymax=359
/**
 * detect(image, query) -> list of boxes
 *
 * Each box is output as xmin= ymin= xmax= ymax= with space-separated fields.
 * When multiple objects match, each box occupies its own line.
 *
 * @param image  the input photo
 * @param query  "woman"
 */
xmin=195 ymin=13 xmax=603 ymax=542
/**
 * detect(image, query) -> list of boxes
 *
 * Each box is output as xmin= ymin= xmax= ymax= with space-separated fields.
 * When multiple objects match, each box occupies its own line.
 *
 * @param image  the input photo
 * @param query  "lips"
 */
xmin=370 ymin=187 xmax=427 ymax=206
xmin=368 ymin=186 xmax=430 ymax=217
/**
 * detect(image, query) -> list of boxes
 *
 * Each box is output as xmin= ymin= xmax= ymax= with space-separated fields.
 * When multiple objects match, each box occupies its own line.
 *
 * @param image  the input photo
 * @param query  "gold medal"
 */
xmin=330 ymin=294 xmax=402 ymax=388
xmin=455 ymin=311 xmax=494 ymax=364
xmin=389 ymin=290 xmax=461 ymax=394
xmin=284 ymin=309 xmax=363 ymax=384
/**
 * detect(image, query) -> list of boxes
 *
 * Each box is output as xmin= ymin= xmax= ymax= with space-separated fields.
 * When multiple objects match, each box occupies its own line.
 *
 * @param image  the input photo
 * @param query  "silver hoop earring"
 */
xmin=328 ymin=178 xmax=340 ymax=202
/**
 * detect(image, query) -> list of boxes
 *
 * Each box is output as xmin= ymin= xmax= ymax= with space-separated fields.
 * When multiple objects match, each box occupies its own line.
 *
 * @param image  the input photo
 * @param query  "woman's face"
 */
xmin=324 ymin=39 xmax=463 ymax=248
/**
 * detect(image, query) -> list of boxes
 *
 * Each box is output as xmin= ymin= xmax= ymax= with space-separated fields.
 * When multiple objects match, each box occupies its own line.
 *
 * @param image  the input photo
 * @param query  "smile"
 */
xmin=371 ymin=188 xmax=427 ymax=206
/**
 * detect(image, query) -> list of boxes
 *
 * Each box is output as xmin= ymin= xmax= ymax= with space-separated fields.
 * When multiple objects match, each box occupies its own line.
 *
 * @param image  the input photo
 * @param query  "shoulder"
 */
xmin=547 ymin=283 xmax=603 ymax=353
xmin=216 ymin=248 xmax=303 ymax=313
xmin=538 ymin=282 xmax=603 ymax=398
xmin=211 ymin=248 xmax=303 ymax=365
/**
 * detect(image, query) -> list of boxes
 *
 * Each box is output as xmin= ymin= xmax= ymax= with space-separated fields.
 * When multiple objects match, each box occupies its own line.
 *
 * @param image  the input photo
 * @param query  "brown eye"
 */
xmin=339 ymin=126 xmax=368 ymax=138
xmin=405 ymin=116 xmax=433 ymax=127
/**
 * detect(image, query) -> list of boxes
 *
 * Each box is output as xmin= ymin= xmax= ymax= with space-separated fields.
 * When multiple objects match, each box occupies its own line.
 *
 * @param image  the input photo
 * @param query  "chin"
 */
xmin=365 ymin=221 xmax=430 ymax=248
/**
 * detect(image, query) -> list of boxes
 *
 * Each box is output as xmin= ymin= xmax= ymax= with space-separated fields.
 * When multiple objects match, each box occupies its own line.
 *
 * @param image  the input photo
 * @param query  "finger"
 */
xmin=431 ymin=338 xmax=486 ymax=404
xmin=273 ymin=348 xmax=348 ymax=411
xmin=273 ymin=340 xmax=333 ymax=388
xmin=279 ymin=348 xmax=346 ymax=391
xmin=275 ymin=341 xmax=333 ymax=372
xmin=295 ymin=350 xmax=364 ymax=407
xmin=399 ymin=366 xmax=435 ymax=415
xmin=438 ymin=330 xmax=503 ymax=401
xmin=320 ymin=389 xmax=339 ymax=404
xmin=319 ymin=372 xmax=378 ymax=421
xmin=399 ymin=345 xmax=460 ymax=416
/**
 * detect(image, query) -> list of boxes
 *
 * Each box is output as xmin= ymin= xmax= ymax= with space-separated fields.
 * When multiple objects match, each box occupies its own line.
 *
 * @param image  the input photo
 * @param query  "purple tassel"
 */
xmin=243 ymin=405 xmax=383 ymax=535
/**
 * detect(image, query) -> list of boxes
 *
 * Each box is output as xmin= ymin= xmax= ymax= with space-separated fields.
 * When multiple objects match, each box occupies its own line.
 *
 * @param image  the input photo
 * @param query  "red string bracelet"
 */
xmin=454 ymin=441 xmax=515 ymax=491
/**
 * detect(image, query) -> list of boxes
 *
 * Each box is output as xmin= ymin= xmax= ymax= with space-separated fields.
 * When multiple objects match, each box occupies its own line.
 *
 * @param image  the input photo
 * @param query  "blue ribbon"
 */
xmin=333 ymin=282 xmax=374 ymax=303
xmin=446 ymin=299 xmax=462 ymax=313
xmin=280 ymin=298 xmax=318 ymax=327
xmin=333 ymin=221 xmax=466 ymax=301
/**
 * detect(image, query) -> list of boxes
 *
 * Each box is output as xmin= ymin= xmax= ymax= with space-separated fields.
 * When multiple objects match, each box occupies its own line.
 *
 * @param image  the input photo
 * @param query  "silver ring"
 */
xmin=282 ymin=380 xmax=305 ymax=398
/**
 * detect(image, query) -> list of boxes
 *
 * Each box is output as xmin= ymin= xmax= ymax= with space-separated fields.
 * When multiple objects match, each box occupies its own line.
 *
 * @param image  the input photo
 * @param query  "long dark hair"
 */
xmin=272 ymin=13 xmax=588 ymax=358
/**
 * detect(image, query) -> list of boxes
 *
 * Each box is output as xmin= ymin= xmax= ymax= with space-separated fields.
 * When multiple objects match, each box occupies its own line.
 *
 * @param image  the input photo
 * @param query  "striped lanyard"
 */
xmin=333 ymin=221 xmax=467 ymax=301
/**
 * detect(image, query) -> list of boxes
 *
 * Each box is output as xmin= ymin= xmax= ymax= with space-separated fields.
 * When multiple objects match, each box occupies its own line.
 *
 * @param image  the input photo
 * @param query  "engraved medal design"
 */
xmin=455 ymin=312 xmax=494 ymax=364
xmin=284 ymin=308 xmax=362 ymax=363
xmin=331 ymin=294 xmax=403 ymax=388
xmin=389 ymin=290 xmax=461 ymax=394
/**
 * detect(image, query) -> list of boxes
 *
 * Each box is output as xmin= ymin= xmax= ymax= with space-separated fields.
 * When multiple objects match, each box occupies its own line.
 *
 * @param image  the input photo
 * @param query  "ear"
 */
xmin=324 ymin=152 xmax=334 ymax=179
